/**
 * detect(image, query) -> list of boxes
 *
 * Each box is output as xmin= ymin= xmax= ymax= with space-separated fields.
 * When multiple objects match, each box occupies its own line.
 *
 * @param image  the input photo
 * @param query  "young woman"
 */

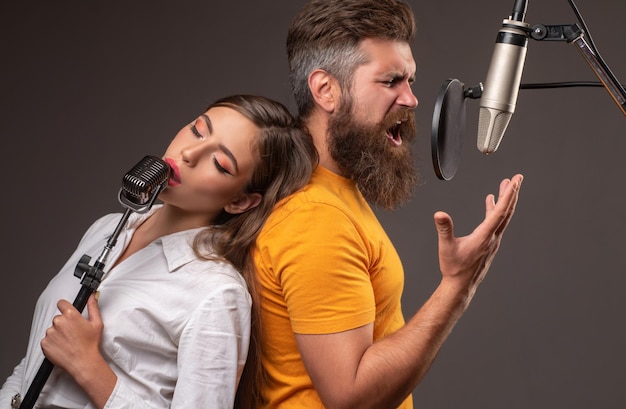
xmin=0 ymin=95 xmax=318 ymax=409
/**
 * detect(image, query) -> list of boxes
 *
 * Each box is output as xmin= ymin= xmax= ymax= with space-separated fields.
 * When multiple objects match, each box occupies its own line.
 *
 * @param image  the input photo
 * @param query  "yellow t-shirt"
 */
xmin=254 ymin=166 xmax=412 ymax=408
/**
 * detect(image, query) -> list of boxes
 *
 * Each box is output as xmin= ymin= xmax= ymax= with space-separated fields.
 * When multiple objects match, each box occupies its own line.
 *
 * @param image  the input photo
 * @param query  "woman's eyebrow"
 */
xmin=200 ymin=113 xmax=213 ymax=134
xmin=219 ymin=144 xmax=239 ymax=173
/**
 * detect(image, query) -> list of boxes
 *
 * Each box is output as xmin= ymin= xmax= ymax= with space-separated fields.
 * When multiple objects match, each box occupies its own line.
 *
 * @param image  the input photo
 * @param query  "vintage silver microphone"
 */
xmin=119 ymin=155 xmax=170 ymax=213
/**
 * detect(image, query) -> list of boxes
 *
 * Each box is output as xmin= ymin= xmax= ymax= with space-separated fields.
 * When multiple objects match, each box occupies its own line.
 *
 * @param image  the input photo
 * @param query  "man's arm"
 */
xmin=296 ymin=174 xmax=523 ymax=409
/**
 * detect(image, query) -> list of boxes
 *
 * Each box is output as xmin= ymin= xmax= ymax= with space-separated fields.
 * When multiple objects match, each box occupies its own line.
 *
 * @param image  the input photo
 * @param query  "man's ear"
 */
xmin=224 ymin=192 xmax=262 ymax=215
xmin=308 ymin=69 xmax=340 ymax=113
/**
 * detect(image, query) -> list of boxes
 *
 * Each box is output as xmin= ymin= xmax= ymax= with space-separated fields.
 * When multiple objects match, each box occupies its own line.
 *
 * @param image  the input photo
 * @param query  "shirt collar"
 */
xmin=125 ymin=206 xmax=208 ymax=272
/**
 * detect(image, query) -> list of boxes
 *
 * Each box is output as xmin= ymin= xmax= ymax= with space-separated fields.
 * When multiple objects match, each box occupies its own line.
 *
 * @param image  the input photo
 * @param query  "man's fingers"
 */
xmin=494 ymin=174 xmax=523 ymax=235
xmin=483 ymin=175 xmax=523 ymax=230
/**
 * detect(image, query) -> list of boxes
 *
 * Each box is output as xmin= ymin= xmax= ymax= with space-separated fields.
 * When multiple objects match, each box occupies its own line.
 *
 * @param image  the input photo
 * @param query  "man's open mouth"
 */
xmin=386 ymin=120 xmax=403 ymax=147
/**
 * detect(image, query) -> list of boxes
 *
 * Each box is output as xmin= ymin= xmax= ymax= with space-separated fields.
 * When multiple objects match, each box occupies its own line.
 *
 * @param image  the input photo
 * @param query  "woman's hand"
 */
xmin=41 ymin=293 xmax=116 ymax=409
xmin=41 ymin=293 xmax=105 ymax=376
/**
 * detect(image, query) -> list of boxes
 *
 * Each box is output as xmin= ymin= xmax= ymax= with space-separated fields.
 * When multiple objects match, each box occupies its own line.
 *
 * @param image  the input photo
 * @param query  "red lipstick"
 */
xmin=164 ymin=158 xmax=181 ymax=187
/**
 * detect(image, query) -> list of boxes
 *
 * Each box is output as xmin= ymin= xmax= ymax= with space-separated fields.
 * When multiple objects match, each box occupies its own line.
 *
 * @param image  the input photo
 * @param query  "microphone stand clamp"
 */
xmin=74 ymin=254 xmax=105 ymax=291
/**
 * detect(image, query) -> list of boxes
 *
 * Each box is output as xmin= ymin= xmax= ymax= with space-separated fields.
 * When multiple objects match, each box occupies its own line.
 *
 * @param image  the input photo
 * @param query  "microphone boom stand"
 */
xmin=526 ymin=22 xmax=626 ymax=115
xmin=431 ymin=19 xmax=625 ymax=180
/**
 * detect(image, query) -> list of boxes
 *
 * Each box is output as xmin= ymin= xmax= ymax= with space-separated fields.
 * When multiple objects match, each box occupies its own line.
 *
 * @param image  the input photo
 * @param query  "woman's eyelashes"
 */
xmin=189 ymin=118 xmax=233 ymax=175
xmin=190 ymin=115 xmax=210 ymax=138
xmin=213 ymin=157 xmax=232 ymax=175
xmin=190 ymin=123 xmax=202 ymax=138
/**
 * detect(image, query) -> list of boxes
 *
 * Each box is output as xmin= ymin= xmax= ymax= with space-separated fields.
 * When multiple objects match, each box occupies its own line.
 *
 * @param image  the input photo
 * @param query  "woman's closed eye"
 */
xmin=190 ymin=123 xmax=203 ymax=138
xmin=191 ymin=115 xmax=211 ymax=138
xmin=213 ymin=156 xmax=232 ymax=175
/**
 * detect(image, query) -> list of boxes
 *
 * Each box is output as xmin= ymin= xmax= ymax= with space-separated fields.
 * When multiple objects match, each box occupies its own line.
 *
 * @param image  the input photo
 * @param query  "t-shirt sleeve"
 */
xmin=260 ymin=201 xmax=376 ymax=334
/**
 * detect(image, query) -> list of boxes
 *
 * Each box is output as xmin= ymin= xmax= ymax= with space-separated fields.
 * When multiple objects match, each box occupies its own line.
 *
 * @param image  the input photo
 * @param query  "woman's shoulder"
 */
xmin=185 ymin=257 xmax=249 ymax=289
xmin=76 ymin=212 xmax=126 ymax=244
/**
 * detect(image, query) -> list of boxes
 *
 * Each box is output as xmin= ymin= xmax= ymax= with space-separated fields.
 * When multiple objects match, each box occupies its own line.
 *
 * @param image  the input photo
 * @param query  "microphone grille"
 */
xmin=120 ymin=156 xmax=170 ymax=211
xmin=477 ymin=107 xmax=512 ymax=154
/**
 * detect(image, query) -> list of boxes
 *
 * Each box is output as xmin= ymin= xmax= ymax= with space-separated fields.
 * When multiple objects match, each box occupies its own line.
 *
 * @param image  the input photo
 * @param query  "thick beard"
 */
xmin=327 ymin=100 xmax=419 ymax=210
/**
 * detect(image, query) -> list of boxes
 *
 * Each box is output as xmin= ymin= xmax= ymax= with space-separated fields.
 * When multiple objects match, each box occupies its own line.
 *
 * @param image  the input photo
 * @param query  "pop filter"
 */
xmin=431 ymin=78 xmax=468 ymax=181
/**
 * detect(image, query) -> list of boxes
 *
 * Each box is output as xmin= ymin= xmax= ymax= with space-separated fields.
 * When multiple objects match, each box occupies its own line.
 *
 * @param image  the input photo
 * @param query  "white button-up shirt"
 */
xmin=0 ymin=207 xmax=252 ymax=408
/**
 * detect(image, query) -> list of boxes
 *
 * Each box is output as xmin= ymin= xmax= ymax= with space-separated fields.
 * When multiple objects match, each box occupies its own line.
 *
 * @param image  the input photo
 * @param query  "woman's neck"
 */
xmin=140 ymin=205 xmax=214 ymax=240
xmin=111 ymin=205 xmax=214 ymax=269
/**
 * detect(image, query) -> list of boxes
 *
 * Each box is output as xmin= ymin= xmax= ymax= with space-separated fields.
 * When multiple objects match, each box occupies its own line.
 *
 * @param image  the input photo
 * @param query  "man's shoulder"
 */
xmin=272 ymin=176 xmax=353 ymax=218
xmin=259 ymin=167 xmax=371 ymax=241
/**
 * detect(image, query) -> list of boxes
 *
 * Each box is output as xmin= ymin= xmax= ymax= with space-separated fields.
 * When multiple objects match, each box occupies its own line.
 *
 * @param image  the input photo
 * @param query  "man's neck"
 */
xmin=303 ymin=112 xmax=342 ymax=175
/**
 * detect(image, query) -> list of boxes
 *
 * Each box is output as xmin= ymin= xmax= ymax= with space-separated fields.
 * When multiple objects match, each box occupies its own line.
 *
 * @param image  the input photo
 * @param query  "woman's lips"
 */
xmin=164 ymin=158 xmax=181 ymax=187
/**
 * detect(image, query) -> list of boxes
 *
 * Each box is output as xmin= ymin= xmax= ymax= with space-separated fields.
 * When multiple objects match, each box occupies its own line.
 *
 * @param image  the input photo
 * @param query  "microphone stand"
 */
xmin=524 ymin=23 xmax=626 ymax=115
xmin=16 ymin=155 xmax=168 ymax=409
xmin=17 ymin=209 xmax=132 ymax=409
xmin=462 ymin=22 xmax=626 ymax=104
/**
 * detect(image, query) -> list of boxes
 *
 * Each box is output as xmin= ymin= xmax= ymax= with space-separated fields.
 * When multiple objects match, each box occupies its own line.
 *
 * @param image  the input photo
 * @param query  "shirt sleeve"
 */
xmin=0 ymin=214 xmax=123 ymax=409
xmin=0 ymin=358 xmax=25 ymax=407
xmin=261 ymin=201 xmax=376 ymax=334
xmin=103 ymin=282 xmax=252 ymax=409
xmin=171 ymin=282 xmax=252 ymax=408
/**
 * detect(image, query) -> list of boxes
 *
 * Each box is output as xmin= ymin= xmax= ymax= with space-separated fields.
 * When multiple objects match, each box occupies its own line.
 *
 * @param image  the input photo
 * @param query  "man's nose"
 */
xmin=397 ymin=82 xmax=418 ymax=109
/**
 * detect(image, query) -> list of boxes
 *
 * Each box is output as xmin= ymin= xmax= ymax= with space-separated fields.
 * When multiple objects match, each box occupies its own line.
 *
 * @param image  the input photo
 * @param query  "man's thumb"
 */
xmin=434 ymin=211 xmax=454 ymax=238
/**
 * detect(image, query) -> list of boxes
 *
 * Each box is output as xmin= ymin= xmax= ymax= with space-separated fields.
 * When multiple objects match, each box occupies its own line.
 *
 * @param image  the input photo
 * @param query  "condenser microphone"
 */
xmin=477 ymin=0 xmax=530 ymax=154
xmin=118 ymin=155 xmax=170 ymax=213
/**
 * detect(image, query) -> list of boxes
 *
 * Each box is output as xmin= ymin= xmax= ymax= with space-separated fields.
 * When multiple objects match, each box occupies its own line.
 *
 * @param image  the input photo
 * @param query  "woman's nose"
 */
xmin=181 ymin=141 xmax=209 ymax=166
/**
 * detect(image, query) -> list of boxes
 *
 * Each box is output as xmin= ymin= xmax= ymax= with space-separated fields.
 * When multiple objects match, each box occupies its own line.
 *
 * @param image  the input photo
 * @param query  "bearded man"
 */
xmin=252 ymin=1 xmax=523 ymax=408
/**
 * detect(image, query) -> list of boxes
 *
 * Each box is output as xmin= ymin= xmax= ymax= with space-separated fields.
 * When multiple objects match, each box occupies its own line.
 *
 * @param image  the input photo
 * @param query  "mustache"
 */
xmin=384 ymin=109 xmax=413 ymax=124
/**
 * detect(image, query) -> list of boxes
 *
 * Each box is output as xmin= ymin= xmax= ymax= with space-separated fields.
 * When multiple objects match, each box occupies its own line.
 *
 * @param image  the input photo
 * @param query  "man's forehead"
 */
xmin=358 ymin=38 xmax=416 ymax=74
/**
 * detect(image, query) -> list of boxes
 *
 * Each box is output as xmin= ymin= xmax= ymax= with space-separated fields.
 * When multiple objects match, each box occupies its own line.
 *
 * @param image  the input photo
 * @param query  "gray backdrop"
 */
xmin=1 ymin=1 xmax=625 ymax=407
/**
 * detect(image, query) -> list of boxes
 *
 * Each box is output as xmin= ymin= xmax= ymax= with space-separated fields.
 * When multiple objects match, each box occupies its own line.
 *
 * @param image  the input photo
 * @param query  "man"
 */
xmin=253 ymin=0 xmax=523 ymax=408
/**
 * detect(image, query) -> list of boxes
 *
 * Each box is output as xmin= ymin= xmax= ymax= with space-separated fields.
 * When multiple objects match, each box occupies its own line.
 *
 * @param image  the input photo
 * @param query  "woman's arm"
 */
xmin=0 ymin=358 xmax=26 ymax=407
xmin=171 ymin=282 xmax=252 ymax=408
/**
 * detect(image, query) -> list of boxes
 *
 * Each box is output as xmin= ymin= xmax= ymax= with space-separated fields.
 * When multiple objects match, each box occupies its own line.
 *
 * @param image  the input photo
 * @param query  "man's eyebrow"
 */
xmin=389 ymin=71 xmax=414 ymax=81
xmin=219 ymin=144 xmax=239 ymax=173
xmin=200 ymin=113 xmax=213 ymax=134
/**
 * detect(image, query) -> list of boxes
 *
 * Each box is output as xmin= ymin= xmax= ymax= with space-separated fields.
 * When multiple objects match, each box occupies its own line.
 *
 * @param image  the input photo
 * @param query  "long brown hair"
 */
xmin=192 ymin=94 xmax=318 ymax=408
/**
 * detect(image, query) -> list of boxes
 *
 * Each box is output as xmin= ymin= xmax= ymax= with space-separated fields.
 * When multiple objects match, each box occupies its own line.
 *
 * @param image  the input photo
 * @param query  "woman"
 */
xmin=0 ymin=95 xmax=318 ymax=409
